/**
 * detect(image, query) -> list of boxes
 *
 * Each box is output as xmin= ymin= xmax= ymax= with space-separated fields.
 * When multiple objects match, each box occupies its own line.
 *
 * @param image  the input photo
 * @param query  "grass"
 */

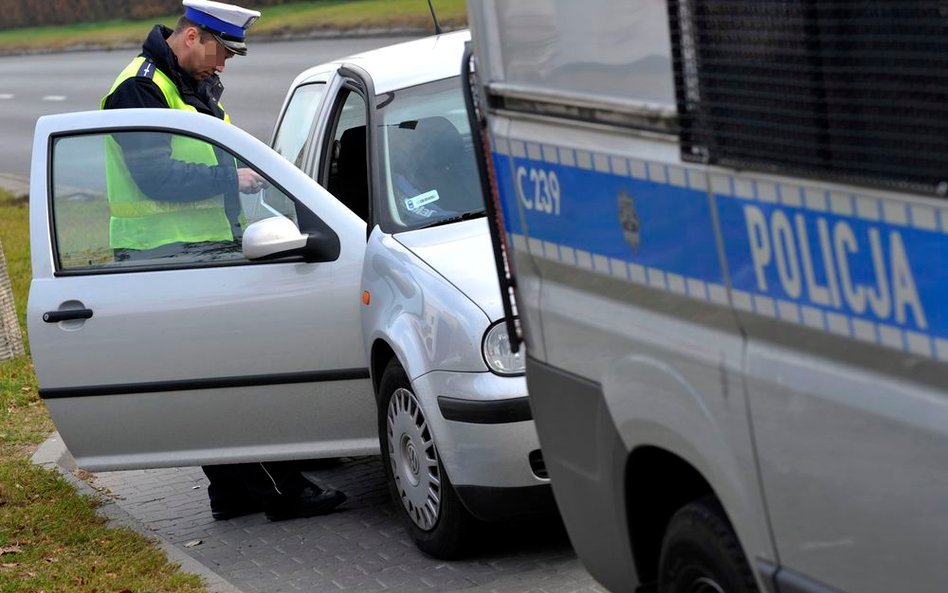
xmin=0 ymin=0 xmax=468 ymax=54
xmin=0 ymin=190 xmax=209 ymax=593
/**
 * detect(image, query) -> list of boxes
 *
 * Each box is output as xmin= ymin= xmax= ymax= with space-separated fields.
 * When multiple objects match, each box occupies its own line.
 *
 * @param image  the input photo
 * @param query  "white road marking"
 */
xmin=0 ymin=94 xmax=13 ymax=100
xmin=42 ymin=95 xmax=68 ymax=101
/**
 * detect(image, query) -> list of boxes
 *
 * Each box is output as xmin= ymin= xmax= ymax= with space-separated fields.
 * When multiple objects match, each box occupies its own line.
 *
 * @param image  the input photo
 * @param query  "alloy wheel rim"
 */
xmin=387 ymin=387 xmax=442 ymax=531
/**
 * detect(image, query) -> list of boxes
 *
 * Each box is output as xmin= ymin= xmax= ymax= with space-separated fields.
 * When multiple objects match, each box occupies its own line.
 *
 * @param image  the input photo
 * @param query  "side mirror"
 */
xmin=242 ymin=216 xmax=339 ymax=263
xmin=242 ymin=217 xmax=307 ymax=260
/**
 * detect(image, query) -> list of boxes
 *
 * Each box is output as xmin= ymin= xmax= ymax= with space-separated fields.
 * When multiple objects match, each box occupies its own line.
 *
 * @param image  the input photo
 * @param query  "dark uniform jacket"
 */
xmin=104 ymin=24 xmax=227 ymax=119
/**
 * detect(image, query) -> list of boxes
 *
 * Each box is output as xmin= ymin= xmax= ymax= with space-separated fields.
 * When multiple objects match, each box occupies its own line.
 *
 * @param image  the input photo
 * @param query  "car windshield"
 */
xmin=377 ymin=76 xmax=485 ymax=232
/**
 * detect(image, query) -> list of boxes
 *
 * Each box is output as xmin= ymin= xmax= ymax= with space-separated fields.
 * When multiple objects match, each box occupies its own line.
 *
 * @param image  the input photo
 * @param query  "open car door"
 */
xmin=27 ymin=109 xmax=378 ymax=470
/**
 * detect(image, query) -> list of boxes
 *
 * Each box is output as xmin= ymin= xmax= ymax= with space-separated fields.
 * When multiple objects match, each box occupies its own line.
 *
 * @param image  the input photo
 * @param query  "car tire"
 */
xmin=378 ymin=359 xmax=473 ymax=559
xmin=659 ymin=496 xmax=759 ymax=593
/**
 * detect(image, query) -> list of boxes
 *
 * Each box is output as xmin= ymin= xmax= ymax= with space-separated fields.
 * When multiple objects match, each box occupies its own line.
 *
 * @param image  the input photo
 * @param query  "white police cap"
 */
xmin=182 ymin=0 xmax=260 ymax=56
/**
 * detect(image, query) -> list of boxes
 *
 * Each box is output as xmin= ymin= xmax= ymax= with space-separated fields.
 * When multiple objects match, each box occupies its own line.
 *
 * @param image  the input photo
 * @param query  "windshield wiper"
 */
xmin=417 ymin=209 xmax=486 ymax=229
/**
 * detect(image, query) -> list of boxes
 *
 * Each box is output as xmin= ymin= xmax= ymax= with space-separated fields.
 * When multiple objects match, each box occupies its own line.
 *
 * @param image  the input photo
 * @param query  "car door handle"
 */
xmin=43 ymin=309 xmax=93 ymax=323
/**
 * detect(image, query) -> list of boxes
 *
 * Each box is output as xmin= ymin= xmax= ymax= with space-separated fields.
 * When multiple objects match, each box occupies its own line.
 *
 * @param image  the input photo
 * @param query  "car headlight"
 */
xmin=482 ymin=319 xmax=525 ymax=376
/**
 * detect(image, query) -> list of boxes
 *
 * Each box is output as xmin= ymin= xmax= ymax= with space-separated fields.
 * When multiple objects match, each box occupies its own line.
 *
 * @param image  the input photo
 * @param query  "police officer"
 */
xmin=101 ymin=0 xmax=346 ymax=521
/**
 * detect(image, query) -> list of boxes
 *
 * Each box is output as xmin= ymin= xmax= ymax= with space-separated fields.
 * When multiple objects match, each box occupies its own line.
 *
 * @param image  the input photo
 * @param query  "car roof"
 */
xmin=293 ymin=29 xmax=470 ymax=95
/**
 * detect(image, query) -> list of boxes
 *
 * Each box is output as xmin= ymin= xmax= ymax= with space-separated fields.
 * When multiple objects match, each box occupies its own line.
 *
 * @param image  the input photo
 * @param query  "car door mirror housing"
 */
xmin=243 ymin=217 xmax=308 ymax=260
xmin=242 ymin=217 xmax=338 ymax=262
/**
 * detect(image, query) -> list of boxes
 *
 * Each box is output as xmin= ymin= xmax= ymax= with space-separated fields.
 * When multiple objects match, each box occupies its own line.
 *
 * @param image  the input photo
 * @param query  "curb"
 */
xmin=31 ymin=433 xmax=246 ymax=593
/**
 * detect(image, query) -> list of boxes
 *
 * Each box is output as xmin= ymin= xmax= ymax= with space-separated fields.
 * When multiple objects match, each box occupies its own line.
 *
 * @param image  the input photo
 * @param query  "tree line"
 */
xmin=0 ymin=0 xmax=301 ymax=30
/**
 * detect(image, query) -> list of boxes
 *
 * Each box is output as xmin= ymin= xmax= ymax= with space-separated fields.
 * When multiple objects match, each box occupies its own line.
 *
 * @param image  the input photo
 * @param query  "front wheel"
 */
xmin=377 ymin=359 xmax=474 ymax=559
xmin=659 ymin=496 xmax=759 ymax=593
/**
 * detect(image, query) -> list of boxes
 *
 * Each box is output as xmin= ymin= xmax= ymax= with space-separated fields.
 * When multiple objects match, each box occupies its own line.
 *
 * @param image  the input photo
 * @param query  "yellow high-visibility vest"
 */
xmin=101 ymin=56 xmax=234 ymax=250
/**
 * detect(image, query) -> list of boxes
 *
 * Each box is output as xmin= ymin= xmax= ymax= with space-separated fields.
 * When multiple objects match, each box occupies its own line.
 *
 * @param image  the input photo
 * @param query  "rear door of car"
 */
xmin=28 ymin=108 xmax=378 ymax=470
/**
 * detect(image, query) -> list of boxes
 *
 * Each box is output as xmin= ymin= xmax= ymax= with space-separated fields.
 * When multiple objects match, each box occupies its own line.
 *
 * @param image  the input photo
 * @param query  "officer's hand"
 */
xmin=237 ymin=168 xmax=269 ymax=193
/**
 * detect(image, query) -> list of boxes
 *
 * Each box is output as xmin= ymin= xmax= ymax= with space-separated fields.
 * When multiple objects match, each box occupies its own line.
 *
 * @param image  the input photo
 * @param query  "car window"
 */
xmin=272 ymin=82 xmax=325 ymax=170
xmin=323 ymin=88 xmax=369 ymax=221
xmin=50 ymin=131 xmax=299 ymax=272
xmin=377 ymin=76 xmax=483 ymax=232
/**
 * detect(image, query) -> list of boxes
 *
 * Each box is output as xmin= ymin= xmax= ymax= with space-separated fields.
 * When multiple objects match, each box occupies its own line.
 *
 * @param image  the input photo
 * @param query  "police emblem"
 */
xmin=618 ymin=188 xmax=640 ymax=250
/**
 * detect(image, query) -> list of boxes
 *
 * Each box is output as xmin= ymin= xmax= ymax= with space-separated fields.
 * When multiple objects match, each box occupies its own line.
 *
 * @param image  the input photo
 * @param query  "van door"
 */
xmin=718 ymin=172 xmax=948 ymax=592
xmin=488 ymin=116 xmax=775 ymax=587
xmin=28 ymin=108 xmax=378 ymax=471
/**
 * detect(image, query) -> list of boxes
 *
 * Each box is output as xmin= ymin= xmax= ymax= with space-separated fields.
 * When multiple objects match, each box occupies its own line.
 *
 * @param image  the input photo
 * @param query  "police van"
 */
xmin=465 ymin=1 xmax=948 ymax=592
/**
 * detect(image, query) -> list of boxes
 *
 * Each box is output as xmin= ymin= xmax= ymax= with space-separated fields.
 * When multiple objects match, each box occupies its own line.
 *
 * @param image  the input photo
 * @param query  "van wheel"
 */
xmin=659 ymin=496 xmax=759 ymax=593
xmin=378 ymin=359 xmax=473 ymax=559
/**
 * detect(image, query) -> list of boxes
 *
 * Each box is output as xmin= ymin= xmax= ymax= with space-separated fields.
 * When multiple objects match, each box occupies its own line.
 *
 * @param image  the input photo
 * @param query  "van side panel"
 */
xmin=717 ymin=171 xmax=948 ymax=592
xmin=487 ymin=109 xmax=775 ymax=590
xmin=525 ymin=357 xmax=636 ymax=592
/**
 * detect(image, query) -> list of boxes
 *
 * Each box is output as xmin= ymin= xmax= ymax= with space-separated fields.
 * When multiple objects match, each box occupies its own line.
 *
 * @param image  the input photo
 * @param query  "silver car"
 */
xmin=27 ymin=31 xmax=550 ymax=558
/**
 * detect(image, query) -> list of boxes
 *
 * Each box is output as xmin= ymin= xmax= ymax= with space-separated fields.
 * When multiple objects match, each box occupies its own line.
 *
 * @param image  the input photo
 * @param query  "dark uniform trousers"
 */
xmin=203 ymin=461 xmax=316 ymax=510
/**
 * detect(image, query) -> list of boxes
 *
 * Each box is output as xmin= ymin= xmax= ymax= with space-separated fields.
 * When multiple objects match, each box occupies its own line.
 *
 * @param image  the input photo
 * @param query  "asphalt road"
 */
xmin=0 ymin=35 xmax=413 ymax=180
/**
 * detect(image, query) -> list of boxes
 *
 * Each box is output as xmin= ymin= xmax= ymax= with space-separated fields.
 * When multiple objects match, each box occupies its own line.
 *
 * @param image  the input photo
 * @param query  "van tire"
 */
xmin=377 ymin=359 xmax=473 ymax=559
xmin=659 ymin=496 xmax=759 ymax=593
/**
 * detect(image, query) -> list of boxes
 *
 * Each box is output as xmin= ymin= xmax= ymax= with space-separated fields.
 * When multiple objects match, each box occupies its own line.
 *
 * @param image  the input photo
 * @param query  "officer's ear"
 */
xmin=185 ymin=26 xmax=201 ymax=47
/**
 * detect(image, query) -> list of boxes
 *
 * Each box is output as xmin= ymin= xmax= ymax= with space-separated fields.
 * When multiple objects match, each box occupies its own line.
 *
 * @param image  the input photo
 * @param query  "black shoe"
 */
xmin=210 ymin=499 xmax=265 ymax=520
xmin=264 ymin=487 xmax=346 ymax=522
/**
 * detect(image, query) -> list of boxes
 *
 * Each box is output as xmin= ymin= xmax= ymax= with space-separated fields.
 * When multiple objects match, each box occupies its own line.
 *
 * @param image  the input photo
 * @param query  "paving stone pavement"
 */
xmin=65 ymin=450 xmax=607 ymax=593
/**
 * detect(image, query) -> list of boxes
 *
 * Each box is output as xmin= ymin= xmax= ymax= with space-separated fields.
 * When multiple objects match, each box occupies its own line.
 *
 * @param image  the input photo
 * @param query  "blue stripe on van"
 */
xmin=718 ymin=194 xmax=942 ymax=340
xmin=491 ymin=146 xmax=947 ymax=358
xmin=492 ymin=154 xmax=724 ymax=284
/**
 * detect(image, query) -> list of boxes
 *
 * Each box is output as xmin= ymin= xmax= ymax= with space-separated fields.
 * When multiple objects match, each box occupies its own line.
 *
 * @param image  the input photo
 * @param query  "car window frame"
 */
xmin=270 ymin=81 xmax=327 ymax=172
xmin=315 ymin=66 xmax=379 ymax=235
xmin=318 ymin=82 xmax=367 ymax=181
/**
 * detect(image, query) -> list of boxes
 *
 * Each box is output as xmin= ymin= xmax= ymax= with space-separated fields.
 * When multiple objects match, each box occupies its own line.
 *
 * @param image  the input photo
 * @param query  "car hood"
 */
xmin=394 ymin=218 xmax=504 ymax=321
